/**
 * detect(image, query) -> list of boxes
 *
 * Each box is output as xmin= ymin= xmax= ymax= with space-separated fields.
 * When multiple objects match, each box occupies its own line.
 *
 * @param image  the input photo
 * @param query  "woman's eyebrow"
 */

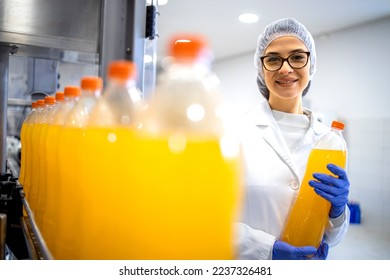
xmin=264 ymin=49 xmax=307 ymax=56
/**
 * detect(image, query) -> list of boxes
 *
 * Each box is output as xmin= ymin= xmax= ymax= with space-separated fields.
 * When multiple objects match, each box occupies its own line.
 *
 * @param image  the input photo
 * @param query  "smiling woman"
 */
xmin=236 ymin=18 xmax=351 ymax=260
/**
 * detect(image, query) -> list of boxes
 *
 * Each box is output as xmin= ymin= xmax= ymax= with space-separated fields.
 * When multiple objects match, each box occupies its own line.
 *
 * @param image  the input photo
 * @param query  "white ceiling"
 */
xmin=155 ymin=0 xmax=390 ymax=62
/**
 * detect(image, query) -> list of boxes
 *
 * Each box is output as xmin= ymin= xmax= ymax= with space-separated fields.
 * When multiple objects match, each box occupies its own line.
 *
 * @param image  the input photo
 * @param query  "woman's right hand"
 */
xmin=272 ymin=240 xmax=328 ymax=260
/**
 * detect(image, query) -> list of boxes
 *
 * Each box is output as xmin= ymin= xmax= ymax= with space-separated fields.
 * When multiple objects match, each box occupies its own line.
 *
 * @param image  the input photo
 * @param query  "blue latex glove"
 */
xmin=309 ymin=163 xmax=350 ymax=218
xmin=272 ymin=240 xmax=329 ymax=260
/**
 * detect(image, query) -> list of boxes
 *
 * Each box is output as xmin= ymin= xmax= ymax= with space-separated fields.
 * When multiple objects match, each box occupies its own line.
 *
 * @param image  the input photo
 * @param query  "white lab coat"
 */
xmin=235 ymin=99 xmax=350 ymax=260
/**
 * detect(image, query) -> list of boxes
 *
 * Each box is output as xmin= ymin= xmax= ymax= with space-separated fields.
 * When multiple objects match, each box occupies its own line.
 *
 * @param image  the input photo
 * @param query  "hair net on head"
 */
xmin=254 ymin=18 xmax=316 ymax=100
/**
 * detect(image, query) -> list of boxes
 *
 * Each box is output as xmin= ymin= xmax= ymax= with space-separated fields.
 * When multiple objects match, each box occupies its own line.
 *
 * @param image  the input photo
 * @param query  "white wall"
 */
xmin=214 ymin=17 xmax=390 ymax=259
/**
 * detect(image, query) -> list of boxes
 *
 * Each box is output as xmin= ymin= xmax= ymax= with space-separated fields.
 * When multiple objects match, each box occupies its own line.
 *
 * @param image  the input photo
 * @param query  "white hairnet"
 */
xmin=254 ymin=18 xmax=316 ymax=99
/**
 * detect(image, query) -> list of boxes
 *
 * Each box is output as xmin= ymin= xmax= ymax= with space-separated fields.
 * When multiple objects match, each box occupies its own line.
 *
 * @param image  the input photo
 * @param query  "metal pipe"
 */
xmin=0 ymin=213 xmax=6 ymax=260
xmin=0 ymin=45 xmax=10 ymax=174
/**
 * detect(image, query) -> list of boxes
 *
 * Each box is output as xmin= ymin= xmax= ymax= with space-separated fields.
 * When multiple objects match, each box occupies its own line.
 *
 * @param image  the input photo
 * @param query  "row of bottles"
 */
xmin=19 ymin=34 xmax=244 ymax=260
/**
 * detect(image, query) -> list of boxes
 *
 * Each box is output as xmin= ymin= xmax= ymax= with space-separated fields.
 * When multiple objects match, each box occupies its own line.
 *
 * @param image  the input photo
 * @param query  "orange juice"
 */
xmin=19 ymin=102 xmax=37 ymax=186
xmin=53 ymin=126 xmax=84 ymax=259
xmin=281 ymin=148 xmax=346 ymax=248
xmin=28 ymin=122 xmax=44 ymax=213
xmin=40 ymin=124 xmax=62 ymax=250
xmin=19 ymin=121 xmax=27 ymax=185
xmin=34 ymin=123 xmax=50 ymax=228
xmin=23 ymin=102 xmax=44 ymax=200
xmin=78 ymin=127 xmax=242 ymax=260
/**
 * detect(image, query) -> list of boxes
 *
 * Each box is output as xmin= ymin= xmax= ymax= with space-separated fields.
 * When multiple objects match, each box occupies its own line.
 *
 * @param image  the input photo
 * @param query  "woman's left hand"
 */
xmin=309 ymin=163 xmax=350 ymax=218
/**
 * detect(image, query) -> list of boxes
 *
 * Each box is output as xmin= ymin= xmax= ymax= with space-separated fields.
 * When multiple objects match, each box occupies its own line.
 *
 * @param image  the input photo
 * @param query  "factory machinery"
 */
xmin=0 ymin=0 xmax=157 ymax=260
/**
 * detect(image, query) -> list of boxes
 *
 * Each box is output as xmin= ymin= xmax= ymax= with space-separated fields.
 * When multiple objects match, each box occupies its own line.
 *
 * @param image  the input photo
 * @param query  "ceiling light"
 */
xmin=239 ymin=13 xmax=259 ymax=24
xmin=146 ymin=0 xmax=168 ymax=5
xmin=158 ymin=0 xmax=168 ymax=5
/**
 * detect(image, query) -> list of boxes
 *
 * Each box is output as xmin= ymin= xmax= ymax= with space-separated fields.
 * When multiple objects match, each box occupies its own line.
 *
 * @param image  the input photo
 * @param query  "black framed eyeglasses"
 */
xmin=261 ymin=51 xmax=310 ymax=71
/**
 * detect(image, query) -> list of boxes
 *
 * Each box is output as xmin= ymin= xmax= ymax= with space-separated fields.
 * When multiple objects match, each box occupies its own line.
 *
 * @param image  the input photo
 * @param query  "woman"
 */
xmin=236 ymin=18 xmax=350 ymax=260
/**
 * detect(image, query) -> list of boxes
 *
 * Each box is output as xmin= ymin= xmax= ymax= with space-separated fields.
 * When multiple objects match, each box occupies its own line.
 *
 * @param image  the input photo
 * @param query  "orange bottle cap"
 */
xmin=44 ymin=96 xmax=56 ymax=105
xmin=37 ymin=99 xmax=45 ymax=106
xmin=331 ymin=120 xmax=345 ymax=130
xmin=81 ymin=76 xmax=103 ymax=91
xmin=55 ymin=92 xmax=64 ymax=101
xmin=64 ymin=86 xmax=81 ymax=97
xmin=169 ymin=33 xmax=211 ymax=62
xmin=108 ymin=60 xmax=137 ymax=81
xmin=31 ymin=101 xmax=38 ymax=108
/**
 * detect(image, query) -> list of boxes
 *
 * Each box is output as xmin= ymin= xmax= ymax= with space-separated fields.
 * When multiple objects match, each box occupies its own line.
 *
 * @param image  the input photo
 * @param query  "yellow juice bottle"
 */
xmin=42 ymin=87 xmax=80 ymax=258
xmin=19 ymin=101 xmax=37 ymax=186
xmin=55 ymin=76 xmax=102 ymax=260
xmin=35 ymin=96 xmax=57 ymax=226
xmin=110 ymin=35 xmax=242 ymax=259
xmin=23 ymin=100 xmax=44 ymax=200
xmin=39 ymin=92 xmax=64 ymax=244
xmin=28 ymin=99 xmax=48 ymax=214
xmin=78 ymin=61 xmax=143 ymax=260
xmin=281 ymin=120 xmax=347 ymax=248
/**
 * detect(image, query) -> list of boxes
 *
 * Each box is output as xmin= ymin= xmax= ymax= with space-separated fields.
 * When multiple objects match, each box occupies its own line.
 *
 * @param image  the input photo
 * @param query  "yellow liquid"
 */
xmin=19 ymin=122 xmax=27 ymax=185
xmin=35 ymin=123 xmax=50 ymax=228
xmin=40 ymin=124 xmax=62 ymax=254
xmin=281 ymin=149 xmax=346 ymax=248
xmin=78 ymin=127 xmax=243 ymax=260
xmin=53 ymin=127 xmax=83 ymax=259
xmin=28 ymin=123 xmax=44 ymax=214
xmin=22 ymin=122 xmax=35 ymax=199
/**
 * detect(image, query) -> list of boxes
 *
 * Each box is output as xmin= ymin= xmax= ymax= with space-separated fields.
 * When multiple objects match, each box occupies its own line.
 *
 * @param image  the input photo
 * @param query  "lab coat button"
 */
xmin=290 ymin=181 xmax=299 ymax=190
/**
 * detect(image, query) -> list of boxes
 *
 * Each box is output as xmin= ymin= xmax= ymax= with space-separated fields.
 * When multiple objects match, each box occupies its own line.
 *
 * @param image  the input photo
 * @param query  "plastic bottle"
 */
xmin=19 ymin=101 xmax=38 ymax=186
xmin=39 ymin=92 xmax=64 ymax=241
xmin=38 ymin=92 xmax=64 ymax=246
xmin=55 ymin=76 xmax=103 ymax=260
xmin=78 ymin=61 xmax=143 ymax=260
xmin=23 ymin=99 xmax=45 ymax=200
xmin=28 ymin=98 xmax=51 ymax=213
xmin=128 ymin=34 xmax=243 ymax=259
xmin=34 ymin=96 xmax=56 ymax=223
xmin=43 ymin=86 xmax=80 ymax=256
xmin=281 ymin=120 xmax=347 ymax=248
xmin=55 ymin=91 xmax=64 ymax=103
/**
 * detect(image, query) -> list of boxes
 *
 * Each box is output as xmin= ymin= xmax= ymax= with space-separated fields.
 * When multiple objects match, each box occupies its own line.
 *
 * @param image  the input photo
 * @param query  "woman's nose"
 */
xmin=278 ymin=60 xmax=293 ymax=74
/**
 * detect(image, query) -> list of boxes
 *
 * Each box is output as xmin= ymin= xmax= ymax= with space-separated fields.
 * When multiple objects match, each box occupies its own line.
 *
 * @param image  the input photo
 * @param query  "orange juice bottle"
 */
xmin=39 ymin=92 xmax=64 ymax=248
xmin=78 ymin=61 xmax=143 ymax=260
xmin=281 ymin=120 xmax=347 ymax=248
xmin=127 ymin=34 xmax=242 ymax=259
xmin=23 ymin=99 xmax=45 ymax=200
xmin=55 ymin=76 xmax=103 ymax=260
xmin=27 ymin=99 xmax=49 ymax=213
xmin=43 ymin=87 xmax=80 ymax=257
xmin=35 ymin=96 xmax=56 ymax=225
xmin=19 ymin=101 xmax=38 ymax=186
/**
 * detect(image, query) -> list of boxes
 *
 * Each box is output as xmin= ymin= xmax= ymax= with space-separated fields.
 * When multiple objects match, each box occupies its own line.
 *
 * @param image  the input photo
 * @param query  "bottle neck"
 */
xmin=81 ymin=89 xmax=101 ymax=98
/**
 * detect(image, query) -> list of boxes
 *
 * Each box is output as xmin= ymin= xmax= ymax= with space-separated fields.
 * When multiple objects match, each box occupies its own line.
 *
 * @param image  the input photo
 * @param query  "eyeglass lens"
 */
xmin=262 ymin=52 xmax=309 ymax=71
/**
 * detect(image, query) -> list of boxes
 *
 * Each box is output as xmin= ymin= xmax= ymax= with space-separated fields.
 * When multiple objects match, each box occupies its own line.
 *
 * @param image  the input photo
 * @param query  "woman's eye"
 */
xmin=290 ymin=54 xmax=305 ymax=61
xmin=266 ymin=56 xmax=281 ymax=63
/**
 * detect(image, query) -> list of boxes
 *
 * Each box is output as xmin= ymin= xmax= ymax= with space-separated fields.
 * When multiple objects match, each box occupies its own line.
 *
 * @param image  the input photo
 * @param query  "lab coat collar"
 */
xmin=247 ymin=99 xmax=274 ymax=127
xmin=244 ymin=100 xmax=330 ymax=181
xmin=246 ymin=100 xmax=299 ymax=179
xmin=247 ymin=100 xmax=328 ymax=136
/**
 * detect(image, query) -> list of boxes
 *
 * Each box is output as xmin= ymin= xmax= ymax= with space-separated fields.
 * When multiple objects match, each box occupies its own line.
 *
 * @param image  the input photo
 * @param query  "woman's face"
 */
xmin=263 ymin=36 xmax=310 ymax=102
